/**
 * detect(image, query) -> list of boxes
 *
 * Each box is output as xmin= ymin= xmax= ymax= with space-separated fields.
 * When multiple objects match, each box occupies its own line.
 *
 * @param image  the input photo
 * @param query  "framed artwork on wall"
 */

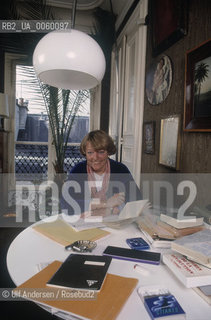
xmin=159 ymin=115 xmax=181 ymax=170
xmin=143 ymin=121 xmax=155 ymax=154
xmin=184 ymin=39 xmax=211 ymax=132
xmin=146 ymin=55 xmax=172 ymax=105
xmin=151 ymin=0 xmax=188 ymax=56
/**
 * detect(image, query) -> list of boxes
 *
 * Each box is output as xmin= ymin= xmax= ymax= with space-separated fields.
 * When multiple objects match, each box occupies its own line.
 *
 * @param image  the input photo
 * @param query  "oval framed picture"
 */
xmin=146 ymin=55 xmax=172 ymax=105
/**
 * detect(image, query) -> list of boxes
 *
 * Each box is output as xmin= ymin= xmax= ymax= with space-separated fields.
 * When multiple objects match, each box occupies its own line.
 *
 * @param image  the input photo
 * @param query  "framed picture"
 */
xmin=184 ymin=39 xmax=211 ymax=131
xmin=159 ymin=116 xmax=181 ymax=170
xmin=143 ymin=121 xmax=155 ymax=154
xmin=146 ymin=55 xmax=172 ymax=105
xmin=151 ymin=0 xmax=188 ymax=56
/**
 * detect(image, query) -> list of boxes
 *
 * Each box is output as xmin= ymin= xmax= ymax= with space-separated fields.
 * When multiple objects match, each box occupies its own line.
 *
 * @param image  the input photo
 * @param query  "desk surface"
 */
xmin=7 ymin=219 xmax=211 ymax=320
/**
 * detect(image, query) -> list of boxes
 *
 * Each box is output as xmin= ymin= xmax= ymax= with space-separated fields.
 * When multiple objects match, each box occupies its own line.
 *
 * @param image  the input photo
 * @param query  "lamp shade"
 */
xmin=33 ymin=29 xmax=106 ymax=90
xmin=0 ymin=93 xmax=9 ymax=118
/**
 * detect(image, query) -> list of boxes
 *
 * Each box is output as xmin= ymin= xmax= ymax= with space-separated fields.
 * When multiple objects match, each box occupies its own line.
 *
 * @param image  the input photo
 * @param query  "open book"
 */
xmin=33 ymin=216 xmax=110 ymax=246
xmin=71 ymin=199 xmax=151 ymax=231
xmin=103 ymin=199 xmax=151 ymax=229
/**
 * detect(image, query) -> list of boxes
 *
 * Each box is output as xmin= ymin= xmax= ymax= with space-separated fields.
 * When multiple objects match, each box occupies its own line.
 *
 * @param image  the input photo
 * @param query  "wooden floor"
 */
xmin=0 ymin=227 xmax=57 ymax=319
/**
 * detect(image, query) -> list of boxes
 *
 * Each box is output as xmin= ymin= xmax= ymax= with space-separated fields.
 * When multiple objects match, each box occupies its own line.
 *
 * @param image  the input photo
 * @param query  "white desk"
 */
xmin=7 ymin=220 xmax=211 ymax=320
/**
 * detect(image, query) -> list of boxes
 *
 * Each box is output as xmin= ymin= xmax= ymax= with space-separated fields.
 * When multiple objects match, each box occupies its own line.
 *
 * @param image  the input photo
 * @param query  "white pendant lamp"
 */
xmin=33 ymin=0 xmax=106 ymax=90
xmin=33 ymin=29 xmax=106 ymax=90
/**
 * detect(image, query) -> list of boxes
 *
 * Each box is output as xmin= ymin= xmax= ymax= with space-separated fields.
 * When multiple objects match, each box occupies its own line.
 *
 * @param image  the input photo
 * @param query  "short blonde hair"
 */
xmin=80 ymin=130 xmax=116 ymax=156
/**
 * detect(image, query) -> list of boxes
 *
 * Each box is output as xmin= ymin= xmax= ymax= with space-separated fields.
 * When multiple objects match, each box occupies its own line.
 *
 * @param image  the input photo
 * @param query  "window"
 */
xmin=15 ymin=65 xmax=90 ymax=179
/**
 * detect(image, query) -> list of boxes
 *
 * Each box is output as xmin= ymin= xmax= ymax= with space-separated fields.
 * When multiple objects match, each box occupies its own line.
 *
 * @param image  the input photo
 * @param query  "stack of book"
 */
xmin=163 ymin=229 xmax=211 ymax=304
xmin=137 ymin=216 xmax=175 ymax=248
xmin=137 ymin=213 xmax=204 ymax=248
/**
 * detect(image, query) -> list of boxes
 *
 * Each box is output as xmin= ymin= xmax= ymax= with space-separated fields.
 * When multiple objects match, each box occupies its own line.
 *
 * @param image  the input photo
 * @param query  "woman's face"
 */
xmin=85 ymin=141 xmax=108 ymax=174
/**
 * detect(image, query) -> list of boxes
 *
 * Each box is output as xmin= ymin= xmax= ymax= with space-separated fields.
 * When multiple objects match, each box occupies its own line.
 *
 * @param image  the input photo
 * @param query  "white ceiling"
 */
xmin=47 ymin=0 xmax=105 ymax=10
xmin=48 ymin=0 xmax=133 ymax=29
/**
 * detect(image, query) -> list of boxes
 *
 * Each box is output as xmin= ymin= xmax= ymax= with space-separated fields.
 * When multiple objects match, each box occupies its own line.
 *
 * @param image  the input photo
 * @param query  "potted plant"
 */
xmin=17 ymin=65 xmax=89 ymax=174
xmin=41 ymin=84 xmax=89 ymax=173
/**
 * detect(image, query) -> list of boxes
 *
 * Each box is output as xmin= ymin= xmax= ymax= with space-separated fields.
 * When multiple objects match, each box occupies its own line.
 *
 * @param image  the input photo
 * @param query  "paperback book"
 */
xmin=171 ymin=229 xmax=211 ymax=265
xmin=160 ymin=213 xmax=204 ymax=229
xmin=138 ymin=285 xmax=186 ymax=319
xmin=137 ymin=216 xmax=175 ymax=248
xmin=163 ymin=253 xmax=211 ymax=288
xmin=157 ymin=220 xmax=205 ymax=238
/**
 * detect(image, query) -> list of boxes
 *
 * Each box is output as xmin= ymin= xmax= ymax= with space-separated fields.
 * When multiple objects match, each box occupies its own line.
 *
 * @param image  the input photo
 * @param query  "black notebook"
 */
xmin=47 ymin=254 xmax=112 ymax=291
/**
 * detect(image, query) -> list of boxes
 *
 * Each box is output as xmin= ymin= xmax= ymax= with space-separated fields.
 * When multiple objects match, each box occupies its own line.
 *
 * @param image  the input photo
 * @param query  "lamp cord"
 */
xmin=71 ymin=0 xmax=77 ymax=29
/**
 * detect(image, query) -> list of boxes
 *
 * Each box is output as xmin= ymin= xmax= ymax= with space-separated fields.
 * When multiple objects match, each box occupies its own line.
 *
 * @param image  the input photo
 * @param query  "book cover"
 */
xmin=163 ymin=253 xmax=211 ymax=288
xmin=103 ymin=246 xmax=161 ymax=265
xmin=47 ymin=254 xmax=112 ymax=291
xmin=14 ymin=260 xmax=138 ymax=320
xmin=138 ymin=285 xmax=185 ymax=320
xmin=171 ymin=229 xmax=211 ymax=264
xmin=160 ymin=213 xmax=204 ymax=229
xmin=144 ymin=294 xmax=185 ymax=319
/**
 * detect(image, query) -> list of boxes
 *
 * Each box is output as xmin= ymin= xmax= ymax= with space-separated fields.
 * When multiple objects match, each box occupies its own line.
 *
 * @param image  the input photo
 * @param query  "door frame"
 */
xmin=109 ymin=0 xmax=148 ymax=187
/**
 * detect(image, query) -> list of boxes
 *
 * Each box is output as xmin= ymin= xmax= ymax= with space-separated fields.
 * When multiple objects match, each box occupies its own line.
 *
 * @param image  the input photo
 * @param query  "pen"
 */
xmin=134 ymin=264 xmax=150 ymax=276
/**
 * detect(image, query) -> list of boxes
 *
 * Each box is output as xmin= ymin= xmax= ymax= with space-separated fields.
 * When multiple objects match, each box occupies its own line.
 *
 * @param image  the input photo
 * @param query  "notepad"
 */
xmin=33 ymin=216 xmax=110 ymax=246
xmin=14 ymin=260 xmax=138 ymax=320
xmin=47 ymin=254 xmax=112 ymax=291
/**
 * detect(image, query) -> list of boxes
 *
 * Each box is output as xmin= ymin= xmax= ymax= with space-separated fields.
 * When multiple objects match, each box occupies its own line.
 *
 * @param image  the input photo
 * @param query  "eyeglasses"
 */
xmin=86 ymin=150 xmax=107 ymax=156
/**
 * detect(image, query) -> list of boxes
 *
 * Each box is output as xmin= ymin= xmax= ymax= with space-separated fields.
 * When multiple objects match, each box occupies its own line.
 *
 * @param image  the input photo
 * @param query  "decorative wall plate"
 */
xmin=146 ymin=55 xmax=172 ymax=105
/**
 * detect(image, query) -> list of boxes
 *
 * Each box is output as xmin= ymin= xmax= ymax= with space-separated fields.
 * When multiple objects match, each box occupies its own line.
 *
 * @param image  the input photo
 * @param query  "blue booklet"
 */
xmin=138 ymin=286 xmax=186 ymax=319
xmin=144 ymin=294 xmax=185 ymax=319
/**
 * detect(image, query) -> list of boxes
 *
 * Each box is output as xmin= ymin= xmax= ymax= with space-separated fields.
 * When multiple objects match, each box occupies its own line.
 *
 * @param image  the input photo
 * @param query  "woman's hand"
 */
xmin=106 ymin=192 xmax=125 ymax=208
xmin=89 ymin=193 xmax=125 ymax=216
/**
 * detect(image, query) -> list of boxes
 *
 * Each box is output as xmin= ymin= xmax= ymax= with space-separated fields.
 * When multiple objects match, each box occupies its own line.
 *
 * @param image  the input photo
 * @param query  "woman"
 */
xmin=65 ymin=130 xmax=142 ymax=216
